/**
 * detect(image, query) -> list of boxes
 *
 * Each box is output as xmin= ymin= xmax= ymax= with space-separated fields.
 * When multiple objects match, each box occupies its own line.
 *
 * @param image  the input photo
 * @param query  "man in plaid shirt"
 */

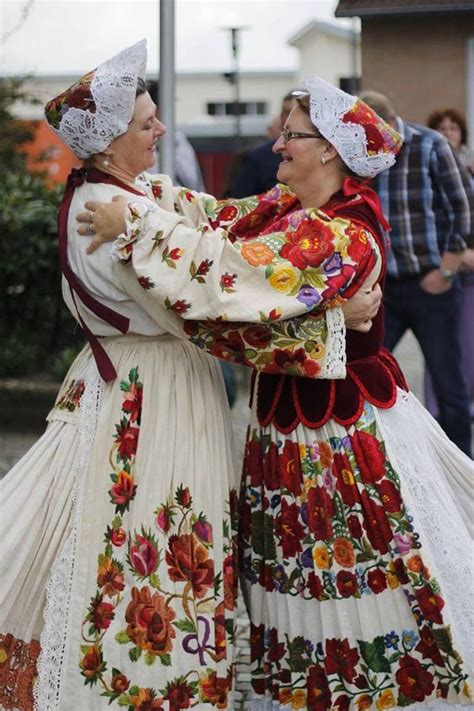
xmin=361 ymin=91 xmax=473 ymax=457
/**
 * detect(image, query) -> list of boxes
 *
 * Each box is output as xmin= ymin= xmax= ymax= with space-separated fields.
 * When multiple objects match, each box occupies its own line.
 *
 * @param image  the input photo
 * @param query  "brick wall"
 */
xmin=360 ymin=14 xmax=472 ymax=124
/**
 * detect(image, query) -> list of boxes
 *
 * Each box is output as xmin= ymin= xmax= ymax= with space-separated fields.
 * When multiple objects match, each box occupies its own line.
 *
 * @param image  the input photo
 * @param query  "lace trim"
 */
xmin=34 ymin=367 xmax=103 ymax=710
xmin=377 ymin=390 xmax=474 ymax=671
xmin=319 ymin=306 xmax=346 ymax=379
xmin=55 ymin=40 xmax=146 ymax=160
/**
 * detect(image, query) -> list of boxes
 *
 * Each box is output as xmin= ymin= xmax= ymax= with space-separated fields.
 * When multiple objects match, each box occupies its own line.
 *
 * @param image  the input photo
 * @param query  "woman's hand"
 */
xmin=342 ymin=284 xmax=382 ymax=332
xmin=76 ymin=195 xmax=128 ymax=254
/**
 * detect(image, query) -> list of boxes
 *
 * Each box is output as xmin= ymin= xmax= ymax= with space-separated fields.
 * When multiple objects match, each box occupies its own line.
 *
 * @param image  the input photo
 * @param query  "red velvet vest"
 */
xmin=253 ymin=190 xmax=409 ymax=434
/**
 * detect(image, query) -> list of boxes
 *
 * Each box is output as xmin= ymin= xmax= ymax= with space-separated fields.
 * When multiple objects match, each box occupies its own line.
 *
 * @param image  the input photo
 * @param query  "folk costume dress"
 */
xmin=108 ymin=176 xmax=473 ymax=710
xmin=0 ymin=169 xmax=349 ymax=711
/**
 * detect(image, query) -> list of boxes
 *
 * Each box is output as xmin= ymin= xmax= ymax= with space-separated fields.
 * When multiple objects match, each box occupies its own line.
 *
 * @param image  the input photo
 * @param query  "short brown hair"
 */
xmin=427 ymin=108 xmax=468 ymax=145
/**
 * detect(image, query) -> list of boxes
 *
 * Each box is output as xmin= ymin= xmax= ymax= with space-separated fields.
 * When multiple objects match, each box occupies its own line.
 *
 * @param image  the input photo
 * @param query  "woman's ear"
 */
xmin=322 ymin=141 xmax=339 ymax=164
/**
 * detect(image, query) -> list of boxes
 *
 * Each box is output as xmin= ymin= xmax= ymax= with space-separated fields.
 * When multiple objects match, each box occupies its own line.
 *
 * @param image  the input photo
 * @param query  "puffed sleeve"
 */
xmin=112 ymin=195 xmax=377 ymax=325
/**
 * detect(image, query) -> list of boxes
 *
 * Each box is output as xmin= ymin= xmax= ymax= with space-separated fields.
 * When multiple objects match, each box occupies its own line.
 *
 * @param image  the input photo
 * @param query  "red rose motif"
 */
xmin=218 ymin=205 xmax=238 ymax=223
xmin=87 ymin=593 xmax=115 ymax=630
xmin=325 ymin=638 xmax=360 ymax=682
xmin=336 ymin=570 xmax=359 ymax=598
xmin=125 ymin=586 xmax=176 ymax=655
xmin=376 ymin=480 xmax=402 ymax=513
xmin=169 ymin=248 xmax=183 ymax=261
xmin=321 ymin=264 xmax=355 ymax=300
xmin=129 ymin=534 xmax=159 ymax=577
xmin=392 ymin=557 xmax=409 ymax=584
xmin=333 ymin=453 xmax=358 ymax=506
xmin=155 ymin=505 xmax=173 ymax=534
xmin=199 ymin=670 xmax=230 ymax=709
xmin=334 ymin=695 xmax=350 ymax=711
xmin=193 ymin=516 xmax=213 ymax=545
xmin=166 ymin=534 xmax=214 ymax=598
xmin=364 ymin=124 xmax=385 ymax=154
xmin=163 ymin=678 xmax=196 ymax=708
xmin=250 ymin=622 xmax=265 ymax=663
xmin=122 ymin=383 xmax=142 ymax=423
xmin=307 ymin=571 xmax=324 ymax=600
xmin=280 ymin=440 xmax=303 ymax=496
xmin=151 ymin=183 xmax=163 ymax=199
xmin=360 ymin=490 xmax=393 ymax=554
xmin=107 ymin=526 xmax=127 ymax=547
xmin=111 ymin=672 xmax=130 ymax=694
xmin=138 ymin=276 xmax=155 ymax=290
xmin=114 ymin=420 xmax=140 ymax=460
xmin=220 ymin=272 xmax=237 ymax=289
xmin=211 ymin=330 xmax=247 ymax=365
xmin=347 ymin=226 xmax=369 ymax=262
xmin=267 ymin=628 xmax=286 ymax=663
xmin=415 ymin=625 xmax=446 ymax=667
xmin=175 ymin=485 xmax=192 ymax=508
xmin=242 ymin=325 xmax=272 ymax=349
xmin=396 ymin=655 xmax=435 ymax=702
xmin=307 ymin=665 xmax=332 ymax=711
xmin=307 ymin=486 xmax=335 ymax=540
xmin=79 ymin=644 xmax=106 ymax=683
xmin=109 ymin=470 xmax=137 ymax=508
xmin=275 ymin=499 xmax=306 ymax=558
xmin=415 ymin=586 xmax=445 ymax=624
xmin=350 ymin=430 xmax=386 ymax=483
xmin=367 ymin=568 xmax=387 ymax=594
xmin=280 ymin=220 xmax=335 ymax=270
xmin=347 ymin=514 xmax=363 ymax=539
xmin=171 ymin=299 xmax=190 ymax=314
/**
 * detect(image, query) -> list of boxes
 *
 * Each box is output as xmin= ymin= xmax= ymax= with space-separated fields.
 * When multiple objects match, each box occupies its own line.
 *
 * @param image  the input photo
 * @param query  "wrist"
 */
xmin=439 ymin=266 xmax=458 ymax=282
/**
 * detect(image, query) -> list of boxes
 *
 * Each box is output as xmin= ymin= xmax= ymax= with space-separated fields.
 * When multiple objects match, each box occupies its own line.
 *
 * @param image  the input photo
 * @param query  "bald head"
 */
xmin=359 ymin=90 xmax=397 ymax=126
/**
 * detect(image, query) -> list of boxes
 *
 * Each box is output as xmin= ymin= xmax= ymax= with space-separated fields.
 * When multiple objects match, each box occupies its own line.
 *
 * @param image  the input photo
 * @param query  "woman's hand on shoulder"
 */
xmin=76 ymin=195 xmax=128 ymax=254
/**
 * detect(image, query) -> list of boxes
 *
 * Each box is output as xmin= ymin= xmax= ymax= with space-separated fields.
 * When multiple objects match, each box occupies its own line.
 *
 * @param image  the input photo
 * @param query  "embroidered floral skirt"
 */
xmin=0 ymin=336 xmax=238 ymax=710
xmin=240 ymin=388 xmax=473 ymax=710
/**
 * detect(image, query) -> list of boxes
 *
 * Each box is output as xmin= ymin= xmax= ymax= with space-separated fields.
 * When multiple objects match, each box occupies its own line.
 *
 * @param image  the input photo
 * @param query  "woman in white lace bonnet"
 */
xmin=74 ymin=64 xmax=472 ymax=708
xmin=0 ymin=40 xmax=382 ymax=710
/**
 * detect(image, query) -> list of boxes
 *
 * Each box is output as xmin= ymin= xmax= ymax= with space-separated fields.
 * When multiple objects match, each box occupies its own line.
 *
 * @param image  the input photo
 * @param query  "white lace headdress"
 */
xmin=299 ymin=76 xmax=403 ymax=178
xmin=45 ymin=39 xmax=147 ymax=160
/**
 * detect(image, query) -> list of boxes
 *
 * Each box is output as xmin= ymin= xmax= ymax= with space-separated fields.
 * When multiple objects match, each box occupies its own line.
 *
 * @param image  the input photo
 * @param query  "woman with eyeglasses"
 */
xmin=80 ymin=76 xmax=473 ymax=709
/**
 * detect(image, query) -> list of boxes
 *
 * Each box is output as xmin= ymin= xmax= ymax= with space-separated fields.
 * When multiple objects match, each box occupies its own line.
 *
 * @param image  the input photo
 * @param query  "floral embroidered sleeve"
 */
xmin=113 ymin=182 xmax=377 ymax=327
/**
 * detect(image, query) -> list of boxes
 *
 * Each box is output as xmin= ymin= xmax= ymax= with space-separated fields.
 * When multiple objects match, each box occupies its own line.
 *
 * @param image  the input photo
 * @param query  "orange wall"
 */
xmin=24 ymin=121 xmax=81 ymax=184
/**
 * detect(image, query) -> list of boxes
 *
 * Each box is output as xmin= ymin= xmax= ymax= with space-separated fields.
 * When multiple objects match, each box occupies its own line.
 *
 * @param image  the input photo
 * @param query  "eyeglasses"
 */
xmin=280 ymin=128 xmax=323 ymax=143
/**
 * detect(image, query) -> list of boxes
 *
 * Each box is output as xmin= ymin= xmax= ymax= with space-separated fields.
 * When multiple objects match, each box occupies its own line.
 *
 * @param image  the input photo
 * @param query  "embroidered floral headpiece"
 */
xmin=295 ymin=76 xmax=402 ymax=178
xmin=45 ymin=39 xmax=147 ymax=160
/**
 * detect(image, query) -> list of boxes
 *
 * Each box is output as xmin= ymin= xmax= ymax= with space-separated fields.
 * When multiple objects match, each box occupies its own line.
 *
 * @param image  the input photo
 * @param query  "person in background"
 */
xmin=228 ymin=91 xmax=296 ymax=198
xmin=424 ymin=107 xmax=474 ymax=420
xmin=360 ymin=90 xmax=473 ymax=457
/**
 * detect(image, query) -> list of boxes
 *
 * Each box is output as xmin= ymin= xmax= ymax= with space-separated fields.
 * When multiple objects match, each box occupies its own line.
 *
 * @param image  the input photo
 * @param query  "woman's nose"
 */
xmin=272 ymin=133 xmax=285 ymax=153
xmin=155 ymin=119 xmax=166 ymax=137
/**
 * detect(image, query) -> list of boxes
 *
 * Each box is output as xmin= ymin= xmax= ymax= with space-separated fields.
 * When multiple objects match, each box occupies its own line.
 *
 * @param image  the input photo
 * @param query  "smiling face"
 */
xmin=273 ymin=105 xmax=327 ymax=191
xmin=106 ymin=91 xmax=166 ymax=177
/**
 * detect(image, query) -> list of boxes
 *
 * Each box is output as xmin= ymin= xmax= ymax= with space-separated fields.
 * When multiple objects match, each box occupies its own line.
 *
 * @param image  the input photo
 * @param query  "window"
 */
xmin=207 ymin=101 xmax=268 ymax=117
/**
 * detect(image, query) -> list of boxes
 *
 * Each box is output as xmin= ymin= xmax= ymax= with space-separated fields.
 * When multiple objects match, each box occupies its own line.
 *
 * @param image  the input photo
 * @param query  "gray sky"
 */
xmin=0 ymin=0 xmax=349 ymax=76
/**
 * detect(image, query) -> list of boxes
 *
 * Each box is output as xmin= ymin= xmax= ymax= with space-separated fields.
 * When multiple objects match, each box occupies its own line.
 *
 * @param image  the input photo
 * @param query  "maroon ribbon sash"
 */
xmin=58 ymin=167 xmax=144 ymax=381
xmin=342 ymin=177 xmax=391 ymax=232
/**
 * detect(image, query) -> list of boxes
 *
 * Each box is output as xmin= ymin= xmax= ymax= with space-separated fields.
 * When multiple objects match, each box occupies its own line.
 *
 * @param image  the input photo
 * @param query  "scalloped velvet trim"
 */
xmin=256 ymin=349 xmax=408 ymax=434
